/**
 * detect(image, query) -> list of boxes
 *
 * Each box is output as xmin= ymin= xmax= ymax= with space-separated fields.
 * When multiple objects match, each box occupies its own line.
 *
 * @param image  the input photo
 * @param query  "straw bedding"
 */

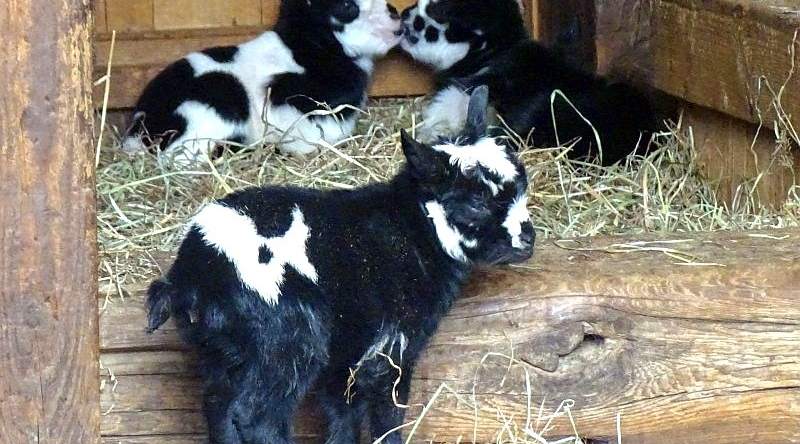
xmin=96 ymin=97 xmax=799 ymax=286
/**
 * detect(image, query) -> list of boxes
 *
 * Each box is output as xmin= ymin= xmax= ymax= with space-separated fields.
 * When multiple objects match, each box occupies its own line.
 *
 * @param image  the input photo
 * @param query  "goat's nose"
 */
xmin=387 ymin=3 xmax=400 ymax=20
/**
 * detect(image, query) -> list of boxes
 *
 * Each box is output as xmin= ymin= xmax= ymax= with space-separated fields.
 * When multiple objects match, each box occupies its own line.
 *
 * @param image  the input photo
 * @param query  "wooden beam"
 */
xmin=98 ymin=229 xmax=800 ymax=443
xmin=596 ymin=0 xmax=800 ymax=128
xmin=0 ymin=0 xmax=99 ymax=443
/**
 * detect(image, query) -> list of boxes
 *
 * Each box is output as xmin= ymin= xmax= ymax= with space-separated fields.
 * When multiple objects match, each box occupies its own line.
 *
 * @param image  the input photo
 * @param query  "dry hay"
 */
xmin=96 ymin=97 xmax=799 ymax=287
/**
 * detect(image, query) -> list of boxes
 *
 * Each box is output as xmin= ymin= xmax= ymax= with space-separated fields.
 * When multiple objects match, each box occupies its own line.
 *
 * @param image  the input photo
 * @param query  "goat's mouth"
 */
xmin=486 ymin=247 xmax=534 ymax=266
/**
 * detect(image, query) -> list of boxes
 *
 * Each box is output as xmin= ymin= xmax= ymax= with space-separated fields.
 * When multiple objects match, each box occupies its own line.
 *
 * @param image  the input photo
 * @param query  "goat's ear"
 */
xmin=464 ymin=85 xmax=489 ymax=137
xmin=401 ymin=129 xmax=439 ymax=179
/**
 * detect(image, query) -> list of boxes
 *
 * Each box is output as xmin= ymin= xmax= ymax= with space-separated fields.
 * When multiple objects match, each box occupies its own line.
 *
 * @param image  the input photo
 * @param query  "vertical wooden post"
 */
xmin=0 ymin=0 xmax=98 ymax=443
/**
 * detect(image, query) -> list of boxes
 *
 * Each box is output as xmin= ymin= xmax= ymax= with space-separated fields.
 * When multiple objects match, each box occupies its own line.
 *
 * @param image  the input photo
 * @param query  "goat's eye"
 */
xmin=333 ymin=0 xmax=360 ymax=22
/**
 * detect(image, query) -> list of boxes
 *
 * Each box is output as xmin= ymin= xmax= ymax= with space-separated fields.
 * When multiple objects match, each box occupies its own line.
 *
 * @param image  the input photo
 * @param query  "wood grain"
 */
xmin=106 ymin=0 xmax=154 ymax=33
xmin=153 ymin=0 xmax=262 ymax=31
xmin=0 ymin=0 xmax=99 ymax=442
xmin=95 ymin=0 xmax=108 ymax=34
xmin=98 ymin=229 xmax=800 ymax=443
xmin=683 ymin=104 xmax=800 ymax=209
xmin=596 ymin=0 xmax=800 ymax=127
xmin=596 ymin=0 xmax=799 ymax=208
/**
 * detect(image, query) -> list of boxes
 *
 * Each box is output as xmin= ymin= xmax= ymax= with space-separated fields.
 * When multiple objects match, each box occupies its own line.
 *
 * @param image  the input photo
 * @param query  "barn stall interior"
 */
xmin=2 ymin=0 xmax=799 ymax=443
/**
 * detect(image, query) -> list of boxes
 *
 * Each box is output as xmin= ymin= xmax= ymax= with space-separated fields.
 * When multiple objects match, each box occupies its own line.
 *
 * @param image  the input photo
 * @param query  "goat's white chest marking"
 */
xmin=193 ymin=204 xmax=318 ymax=304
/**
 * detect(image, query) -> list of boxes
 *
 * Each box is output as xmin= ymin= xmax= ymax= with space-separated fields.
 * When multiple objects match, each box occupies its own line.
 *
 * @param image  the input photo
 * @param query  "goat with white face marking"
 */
xmin=400 ymin=0 xmax=659 ymax=165
xmin=122 ymin=0 xmax=402 ymax=165
xmin=146 ymin=87 xmax=534 ymax=444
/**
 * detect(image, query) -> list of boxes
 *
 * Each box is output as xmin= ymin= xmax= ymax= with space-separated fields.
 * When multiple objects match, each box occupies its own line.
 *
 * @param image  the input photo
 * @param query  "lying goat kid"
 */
xmin=123 ymin=0 xmax=402 ymax=164
xmin=401 ymin=0 xmax=658 ymax=165
xmin=146 ymin=87 xmax=534 ymax=444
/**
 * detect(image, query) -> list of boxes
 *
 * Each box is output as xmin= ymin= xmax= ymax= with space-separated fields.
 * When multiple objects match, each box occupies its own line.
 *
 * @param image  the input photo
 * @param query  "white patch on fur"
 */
xmin=425 ymin=201 xmax=472 ymax=262
xmin=357 ymin=327 xmax=409 ymax=366
xmin=354 ymin=57 xmax=375 ymax=75
xmin=167 ymin=101 xmax=249 ymax=165
xmin=335 ymin=0 xmax=402 ymax=59
xmin=121 ymin=136 xmax=147 ymax=154
xmin=433 ymin=138 xmax=518 ymax=183
xmin=502 ymin=196 xmax=531 ymax=249
xmin=258 ymin=104 xmax=359 ymax=156
xmin=418 ymin=85 xmax=471 ymax=141
xmin=399 ymin=7 xmax=469 ymax=71
xmin=192 ymin=204 xmax=318 ymax=304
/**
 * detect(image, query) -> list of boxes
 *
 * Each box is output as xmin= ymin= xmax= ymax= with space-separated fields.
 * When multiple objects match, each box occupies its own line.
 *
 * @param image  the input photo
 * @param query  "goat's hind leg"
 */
xmin=368 ymin=366 xmax=412 ymax=444
xmin=203 ymin=377 xmax=243 ymax=444
xmin=318 ymin=382 xmax=369 ymax=444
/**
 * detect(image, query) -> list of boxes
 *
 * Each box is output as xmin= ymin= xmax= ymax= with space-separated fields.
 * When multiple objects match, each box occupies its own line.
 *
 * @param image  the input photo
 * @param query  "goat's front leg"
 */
xmin=368 ymin=368 xmax=413 ymax=444
xmin=319 ymin=384 xmax=367 ymax=444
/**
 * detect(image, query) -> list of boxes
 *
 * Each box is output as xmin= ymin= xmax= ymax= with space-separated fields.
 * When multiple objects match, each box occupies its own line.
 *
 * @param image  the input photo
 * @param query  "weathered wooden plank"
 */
xmin=101 ymin=435 xmax=205 ymax=444
xmin=596 ymin=0 xmax=799 ymax=209
xmin=153 ymin=0 xmax=262 ymax=31
xmin=106 ymin=0 xmax=155 ymax=33
xmin=98 ymin=230 xmax=800 ymax=443
xmin=102 ymin=435 xmax=206 ymax=444
xmin=596 ymin=0 xmax=800 ymax=127
xmin=0 ymin=0 xmax=98 ymax=442
xmin=95 ymin=0 xmax=108 ymax=34
xmin=261 ymin=0 xmax=279 ymax=26
xmin=99 ymin=359 xmax=800 ymax=443
xmin=684 ymin=104 xmax=800 ymax=208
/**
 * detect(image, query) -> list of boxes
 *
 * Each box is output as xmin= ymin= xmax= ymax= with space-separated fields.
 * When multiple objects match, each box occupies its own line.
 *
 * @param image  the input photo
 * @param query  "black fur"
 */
xmin=202 ymin=46 xmax=239 ymax=63
xmin=125 ymin=59 xmax=193 ymax=148
xmin=402 ymin=0 xmax=660 ymax=165
xmin=146 ymin=89 xmax=534 ymax=444
xmin=272 ymin=6 xmax=370 ymax=122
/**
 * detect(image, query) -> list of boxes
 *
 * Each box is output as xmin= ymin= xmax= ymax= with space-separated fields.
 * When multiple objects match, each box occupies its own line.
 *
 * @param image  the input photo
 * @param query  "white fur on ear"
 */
xmin=514 ymin=0 xmax=525 ymax=14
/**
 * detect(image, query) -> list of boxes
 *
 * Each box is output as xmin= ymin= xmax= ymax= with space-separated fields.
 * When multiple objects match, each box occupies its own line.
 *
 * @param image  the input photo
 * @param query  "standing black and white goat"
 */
xmin=145 ymin=87 xmax=534 ymax=444
xmin=400 ymin=0 xmax=658 ymax=165
xmin=122 ymin=0 xmax=402 ymax=164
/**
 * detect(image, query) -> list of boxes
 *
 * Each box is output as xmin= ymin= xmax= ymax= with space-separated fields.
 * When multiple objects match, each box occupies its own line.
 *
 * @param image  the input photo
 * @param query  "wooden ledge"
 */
xmin=99 ymin=229 xmax=800 ymax=443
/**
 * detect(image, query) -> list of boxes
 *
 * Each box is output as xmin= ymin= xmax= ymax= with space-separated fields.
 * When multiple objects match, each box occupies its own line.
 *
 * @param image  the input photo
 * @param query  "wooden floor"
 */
xmin=99 ymin=229 xmax=800 ymax=444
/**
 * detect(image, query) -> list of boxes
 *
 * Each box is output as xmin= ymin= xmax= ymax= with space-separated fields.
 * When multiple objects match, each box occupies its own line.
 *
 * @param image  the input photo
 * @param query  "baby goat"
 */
xmin=145 ymin=87 xmax=534 ymax=444
xmin=123 ymin=0 xmax=402 ymax=164
xmin=400 ymin=0 xmax=658 ymax=165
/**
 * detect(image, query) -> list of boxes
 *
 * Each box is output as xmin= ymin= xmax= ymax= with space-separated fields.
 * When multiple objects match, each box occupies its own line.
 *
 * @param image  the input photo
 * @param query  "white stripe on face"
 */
xmin=433 ymin=138 xmax=518 ymax=183
xmin=502 ymin=195 xmax=531 ymax=249
xmin=192 ymin=204 xmax=318 ymax=304
xmin=425 ymin=200 xmax=473 ymax=262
